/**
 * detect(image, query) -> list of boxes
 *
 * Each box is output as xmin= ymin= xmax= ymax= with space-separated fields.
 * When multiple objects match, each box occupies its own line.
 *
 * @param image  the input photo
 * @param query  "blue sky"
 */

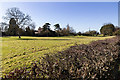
xmin=0 ymin=0 xmax=119 ymax=2
xmin=0 ymin=2 xmax=118 ymax=32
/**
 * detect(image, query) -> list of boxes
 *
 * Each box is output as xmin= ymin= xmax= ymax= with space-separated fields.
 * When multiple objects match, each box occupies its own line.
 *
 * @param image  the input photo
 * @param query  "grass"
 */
xmin=1 ymin=36 xmax=114 ymax=75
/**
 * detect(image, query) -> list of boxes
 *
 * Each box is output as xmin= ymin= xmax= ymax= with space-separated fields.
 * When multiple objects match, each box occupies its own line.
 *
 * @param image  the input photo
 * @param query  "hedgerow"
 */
xmin=2 ymin=36 xmax=120 ymax=79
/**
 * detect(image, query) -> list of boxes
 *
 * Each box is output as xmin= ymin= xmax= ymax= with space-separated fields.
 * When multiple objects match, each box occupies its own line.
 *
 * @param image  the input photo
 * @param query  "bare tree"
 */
xmin=0 ymin=7 xmax=35 ymax=37
xmin=3 ymin=7 xmax=32 ymax=29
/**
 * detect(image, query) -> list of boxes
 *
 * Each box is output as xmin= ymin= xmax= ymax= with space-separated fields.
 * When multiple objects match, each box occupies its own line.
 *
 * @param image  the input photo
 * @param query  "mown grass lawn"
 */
xmin=1 ymin=36 xmax=114 ymax=75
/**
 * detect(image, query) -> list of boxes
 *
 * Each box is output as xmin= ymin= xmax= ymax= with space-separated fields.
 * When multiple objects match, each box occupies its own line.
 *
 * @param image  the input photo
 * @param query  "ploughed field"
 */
xmin=1 ymin=36 xmax=113 ymax=75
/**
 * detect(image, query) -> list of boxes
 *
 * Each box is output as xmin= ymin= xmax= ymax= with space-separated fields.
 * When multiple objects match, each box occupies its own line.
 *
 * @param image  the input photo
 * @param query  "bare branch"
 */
xmin=2 ymin=7 xmax=33 ymax=29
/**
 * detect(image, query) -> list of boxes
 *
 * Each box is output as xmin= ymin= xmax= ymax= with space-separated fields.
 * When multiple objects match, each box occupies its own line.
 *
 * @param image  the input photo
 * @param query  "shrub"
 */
xmin=114 ymin=29 xmax=120 ymax=36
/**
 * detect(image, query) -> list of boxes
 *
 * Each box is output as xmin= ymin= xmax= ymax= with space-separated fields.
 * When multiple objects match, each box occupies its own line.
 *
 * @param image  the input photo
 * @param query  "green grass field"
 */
xmin=1 ymin=36 xmax=114 ymax=75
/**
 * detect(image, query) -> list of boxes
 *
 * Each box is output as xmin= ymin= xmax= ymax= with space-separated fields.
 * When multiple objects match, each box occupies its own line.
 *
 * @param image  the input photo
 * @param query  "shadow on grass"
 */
xmin=17 ymin=38 xmax=38 ymax=40
xmin=17 ymin=38 xmax=71 ymax=41
xmin=76 ymin=37 xmax=86 ymax=38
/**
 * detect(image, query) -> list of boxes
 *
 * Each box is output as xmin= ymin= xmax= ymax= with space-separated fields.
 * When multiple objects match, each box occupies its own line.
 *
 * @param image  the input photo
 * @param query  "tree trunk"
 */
xmin=58 ymin=33 xmax=59 ymax=37
xmin=19 ymin=35 xmax=21 ymax=38
xmin=103 ymin=34 xmax=105 ymax=37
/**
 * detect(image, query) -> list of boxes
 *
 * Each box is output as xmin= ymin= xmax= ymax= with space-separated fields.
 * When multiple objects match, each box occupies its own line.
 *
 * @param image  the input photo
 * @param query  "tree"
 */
xmin=0 ymin=27 xmax=1 ymax=37
xmin=28 ymin=22 xmax=36 ymax=30
xmin=61 ymin=28 xmax=67 ymax=36
xmin=42 ymin=23 xmax=51 ymax=31
xmin=77 ymin=31 xmax=81 ymax=36
xmin=3 ymin=7 xmax=32 ymax=28
xmin=66 ymin=24 xmax=76 ymax=36
xmin=42 ymin=23 xmax=51 ymax=37
xmin=100 ymin=23 xmax=115 ymax=36
xmin=60 ymin=24 xmax=76 ymax=36
xmin=89 ymin=30 xmax=99 ymax=36
xmin=66 ymin=24 xmax=70 ymax=34
xmin=7 ymin=18 xmax=19 ymax=36
xmin=54 ymin=24 xmax=61 ymax=31
xmin=54 ymin=24 xmax=61 ymax=37
xmin=0 ymin=7 xmax=35 ymax=37
xmin=17 ymin=28 xmax=25 ymax=38
xmin=25 ymin=26 xmax=34 ymax=36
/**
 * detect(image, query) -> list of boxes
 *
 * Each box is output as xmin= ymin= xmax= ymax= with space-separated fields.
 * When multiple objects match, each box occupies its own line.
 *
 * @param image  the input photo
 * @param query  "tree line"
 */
xmin=0 ymin=7 xmax=120 ymax=38
xmin=0 ymin=7 xmax=76 ymax=38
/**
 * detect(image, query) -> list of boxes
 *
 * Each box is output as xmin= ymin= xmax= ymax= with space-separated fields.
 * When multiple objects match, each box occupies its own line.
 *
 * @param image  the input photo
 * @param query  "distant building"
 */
xmin=35 ymin=27 xmax=43 ymax=34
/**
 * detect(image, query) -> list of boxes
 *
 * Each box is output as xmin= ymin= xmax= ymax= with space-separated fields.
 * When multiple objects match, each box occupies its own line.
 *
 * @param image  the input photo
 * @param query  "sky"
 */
xmin=0 ymin=2 xmax=118 ymax=32
xmin=0 ymin=0 xmax=119 ymax=2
